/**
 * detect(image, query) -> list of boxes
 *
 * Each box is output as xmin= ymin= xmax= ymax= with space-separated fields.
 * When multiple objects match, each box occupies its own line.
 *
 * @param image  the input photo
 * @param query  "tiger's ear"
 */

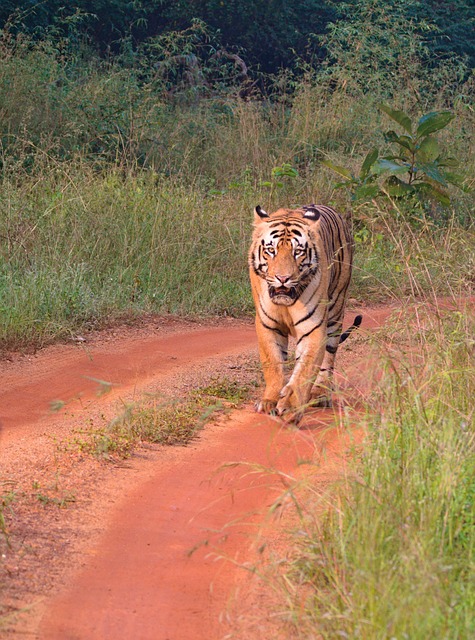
xmin=302 ymin=205 xmax=321 ymax=221
xmin=254 ymin=205 xmax=269 ymax=221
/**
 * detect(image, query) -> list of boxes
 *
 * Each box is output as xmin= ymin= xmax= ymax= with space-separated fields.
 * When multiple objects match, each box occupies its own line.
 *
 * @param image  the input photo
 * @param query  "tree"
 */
xmin=411 ymin=0 xmax=475 ymax=68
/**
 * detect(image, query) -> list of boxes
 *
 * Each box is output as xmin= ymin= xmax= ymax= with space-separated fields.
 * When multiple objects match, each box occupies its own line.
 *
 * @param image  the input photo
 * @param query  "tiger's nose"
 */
xmin=275 ymin=274 xmax=290 ymax=285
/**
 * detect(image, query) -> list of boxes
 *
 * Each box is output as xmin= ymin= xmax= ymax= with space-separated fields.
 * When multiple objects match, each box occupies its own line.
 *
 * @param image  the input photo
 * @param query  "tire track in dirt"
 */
xmin=40 ymin=413 xmax=320 ymax=640
xmin=0 ymin=322 xmax=256 ymax=443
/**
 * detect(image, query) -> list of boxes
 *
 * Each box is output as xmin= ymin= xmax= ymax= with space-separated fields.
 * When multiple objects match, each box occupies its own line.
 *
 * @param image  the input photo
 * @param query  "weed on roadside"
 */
xmin=195 ymin=376 xmax=258 ymax=405
xmin=67 ymin=376 xmax=257 ymax=461
xmin=31 ymin=480 xmax=76 ymax=509
xmin=0 ymin=485 xmax=16 ymax=544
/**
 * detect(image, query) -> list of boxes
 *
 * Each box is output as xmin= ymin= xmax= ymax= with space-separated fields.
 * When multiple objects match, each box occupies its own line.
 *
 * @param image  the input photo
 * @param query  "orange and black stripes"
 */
xmin=249 ymin=203 xmax=360 ymax=417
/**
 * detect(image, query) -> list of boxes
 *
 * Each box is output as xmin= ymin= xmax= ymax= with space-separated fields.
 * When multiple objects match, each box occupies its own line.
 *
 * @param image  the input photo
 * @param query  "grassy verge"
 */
xmin=353 ymin=209 xmax=475 ymax=303
xmin=0 ymin=169 xmax=257 ymax=350
xmin=284 ymin=300 xmax=475 ymax=638
xmin=67 ymin=376 xmax=257 ymax=461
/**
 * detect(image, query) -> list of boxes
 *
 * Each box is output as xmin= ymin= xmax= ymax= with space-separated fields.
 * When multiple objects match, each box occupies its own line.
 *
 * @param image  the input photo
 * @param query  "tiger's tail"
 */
xmin=339 ymin=314 xmax=363 ymax=344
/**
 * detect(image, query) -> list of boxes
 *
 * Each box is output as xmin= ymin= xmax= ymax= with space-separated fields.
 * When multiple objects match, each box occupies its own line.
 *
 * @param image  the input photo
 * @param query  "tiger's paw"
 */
xmin=276 ymin=386 xmax=304 ymax=424
xmin=255 ymin=399 xmax=278 ymax=415
xmin=278 ymin=407 xmax=304 ymax=424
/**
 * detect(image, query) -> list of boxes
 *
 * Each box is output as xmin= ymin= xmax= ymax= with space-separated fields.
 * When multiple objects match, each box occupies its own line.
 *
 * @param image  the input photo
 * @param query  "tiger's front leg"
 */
xmin=276 ymin=323 xmax=327 ymax=421
xmin=255 ymin=320 xmax=288 ymax=415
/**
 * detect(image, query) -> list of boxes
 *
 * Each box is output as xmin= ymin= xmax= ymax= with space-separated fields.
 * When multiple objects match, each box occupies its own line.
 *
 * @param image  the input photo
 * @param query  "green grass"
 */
xmin=0 ymin=169 xmax=257 ymax=349
xmin=70 ymin=399 xmax=217 ymax=460
xmin=68 ymin=376 xmax=257 ymax=461
xmin=31 ymin=480 xmax=76 ymax=509
xmin=283 ymin=301 xmax=475 ymax=639
xmin=0 ymin=485 xmax=16 ymax=544
xmin=352 ymin=210 xmax=475 ymax=302
xmin=1 ymin=160 xmax=473 ymax=352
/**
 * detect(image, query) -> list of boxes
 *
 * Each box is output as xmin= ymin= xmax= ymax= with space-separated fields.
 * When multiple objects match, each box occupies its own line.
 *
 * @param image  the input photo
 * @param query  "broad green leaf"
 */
xmin=353 ymin=183 xmax=380 ymax=201
xmin=334 ymin=181 xmax=351 ymax=190
xmin=417 ymin=136 xmax=439 ymax=163
xmin=384 ymin=154 xmax=411 ymax=163
xmin=272 ymin=164 xmax=298 ymax=178
xmin=384 ymin=130 xmax=400 ymax=143
xmin=418 ymin=162 xmax=448 ymax=187
xmin=322 ymin=160 xmax=353 ymax=180
xmin=382 ymin=176 xmax=413 ymax=197
xmin=413 ymin=182 xmax=451 ymax=206
xmin=360 ymin=148 xmax=379 ymax=180
xmin=284 ymin=166 xmax=299 ymax=178
xmin=438 ymin=156 xmax=459 ymax=168
xmin=397 ymin=135 xmax=416 ymax=153
xmin=443 ymin=171 xmax=468 ymax=189
xmin=372 ymin=158 xmax=409 ymax=176
xmin=384 ymin=130 xmax=415 ymax=153
xmin=379 ymin=104 xmax=412 ymax=134
xmin=416 ymin=111 xmax=455 ymax=138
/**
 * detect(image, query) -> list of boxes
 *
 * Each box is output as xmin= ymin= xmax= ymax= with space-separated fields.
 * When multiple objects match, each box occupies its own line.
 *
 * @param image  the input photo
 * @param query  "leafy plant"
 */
xmin=324 ymin=105 xmax=466 ymax=205
xmin=260 ymin=163 xmax=299 ymax=200
xmin=195 ymin=377 xmax=255 ymax=405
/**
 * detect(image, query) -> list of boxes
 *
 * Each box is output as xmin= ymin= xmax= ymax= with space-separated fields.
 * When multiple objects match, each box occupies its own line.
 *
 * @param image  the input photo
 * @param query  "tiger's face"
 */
xmin=250 ymin=205 xmax=321 ymax=306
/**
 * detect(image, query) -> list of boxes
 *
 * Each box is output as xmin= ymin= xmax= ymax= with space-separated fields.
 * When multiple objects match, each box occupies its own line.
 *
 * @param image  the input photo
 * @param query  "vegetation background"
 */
xmin=0 ymin=2 xmax=474 ymax=638
xmin=0 ymin=0 xmax=473 ymax=349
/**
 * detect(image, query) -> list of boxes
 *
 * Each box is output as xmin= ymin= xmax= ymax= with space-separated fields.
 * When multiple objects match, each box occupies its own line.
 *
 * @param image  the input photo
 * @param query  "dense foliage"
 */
xmin=1 ymin=0 xmax=474 ymax=77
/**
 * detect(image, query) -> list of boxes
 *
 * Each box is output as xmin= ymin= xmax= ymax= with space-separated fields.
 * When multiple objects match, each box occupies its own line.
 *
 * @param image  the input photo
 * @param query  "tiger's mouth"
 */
xmin=268 ymin=285 xmax=298 ymax=305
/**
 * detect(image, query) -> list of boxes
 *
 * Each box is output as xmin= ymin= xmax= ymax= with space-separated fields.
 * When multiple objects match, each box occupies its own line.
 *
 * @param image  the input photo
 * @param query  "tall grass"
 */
xmin=1 ymin=156 xmax=472 ymax=351
xmin=352 ymin=205 xmax=475 ymax=302
xmin=284 ymin=300 xmax=475 ymax=638
xmin=0 ymin=167 xmax=258 ymax=348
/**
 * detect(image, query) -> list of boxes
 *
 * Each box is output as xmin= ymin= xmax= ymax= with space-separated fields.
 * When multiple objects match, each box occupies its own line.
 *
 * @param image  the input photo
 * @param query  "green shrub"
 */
xmin=325 ymin=105 xmax=466 ymax=206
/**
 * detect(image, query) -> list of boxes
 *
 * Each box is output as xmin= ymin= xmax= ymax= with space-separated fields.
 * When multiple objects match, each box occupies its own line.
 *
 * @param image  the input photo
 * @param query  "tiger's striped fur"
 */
xmin=249 ymin=203 xmax=360 ymax=420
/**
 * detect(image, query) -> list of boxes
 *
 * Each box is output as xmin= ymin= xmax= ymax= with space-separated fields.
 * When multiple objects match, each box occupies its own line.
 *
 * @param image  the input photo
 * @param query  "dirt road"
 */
xmin=0 ymin=307 xmax=387 ymax=639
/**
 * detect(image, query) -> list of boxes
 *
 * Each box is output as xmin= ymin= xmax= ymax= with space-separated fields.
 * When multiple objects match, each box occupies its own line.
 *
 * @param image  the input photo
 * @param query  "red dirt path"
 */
xmin=0 ymin=307 xmax=390 ymax=639
xmin=40 ymin=414 xmax=319 ymax=640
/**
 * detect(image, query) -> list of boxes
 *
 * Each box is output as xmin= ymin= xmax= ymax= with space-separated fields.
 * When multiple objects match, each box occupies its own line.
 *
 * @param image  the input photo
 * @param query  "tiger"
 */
xmin=248 ymin=203 xmax=362 ymax=421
